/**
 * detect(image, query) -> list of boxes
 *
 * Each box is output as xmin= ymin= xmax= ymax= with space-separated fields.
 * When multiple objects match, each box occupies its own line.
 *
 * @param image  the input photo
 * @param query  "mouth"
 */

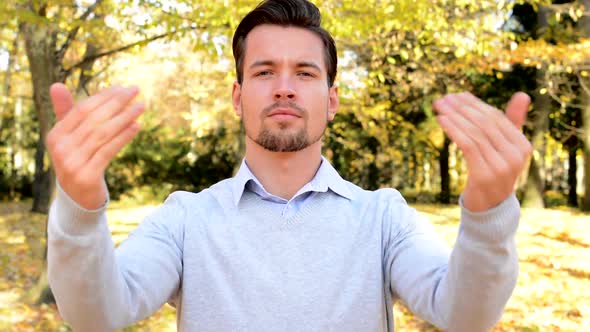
xmin=268 ymin=108 xmax=302 ymax=119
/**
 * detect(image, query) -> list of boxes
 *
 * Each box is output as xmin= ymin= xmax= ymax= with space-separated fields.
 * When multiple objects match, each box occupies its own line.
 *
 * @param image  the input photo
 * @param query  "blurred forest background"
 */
xmin=0 ymin=0 xmax=589 ymax=331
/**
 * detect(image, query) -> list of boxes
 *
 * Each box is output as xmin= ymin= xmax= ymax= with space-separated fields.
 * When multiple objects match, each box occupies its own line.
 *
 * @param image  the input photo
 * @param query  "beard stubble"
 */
xmin=243 ymin=101 xmax=327 ymax=152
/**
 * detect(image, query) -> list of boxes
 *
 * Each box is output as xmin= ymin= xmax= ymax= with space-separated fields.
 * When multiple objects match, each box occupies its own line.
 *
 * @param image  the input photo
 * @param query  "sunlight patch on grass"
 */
xmin=391 ymin=204 xmax=590 ymax=331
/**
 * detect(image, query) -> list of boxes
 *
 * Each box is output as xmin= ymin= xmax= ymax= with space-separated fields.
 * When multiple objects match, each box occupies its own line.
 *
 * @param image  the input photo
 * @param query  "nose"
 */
xmin=274 ymin=89 xmax=295 ymax=100
xmin=273 ymin=77 xmax=296 ymax=101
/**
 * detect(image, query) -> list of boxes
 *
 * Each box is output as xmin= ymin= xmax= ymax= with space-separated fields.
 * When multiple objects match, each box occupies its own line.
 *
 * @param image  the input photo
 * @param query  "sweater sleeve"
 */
xmin=48 ymin=182 xmax=184 ymax=332
xmin=384 ymin=192 xmax=519 ymax=332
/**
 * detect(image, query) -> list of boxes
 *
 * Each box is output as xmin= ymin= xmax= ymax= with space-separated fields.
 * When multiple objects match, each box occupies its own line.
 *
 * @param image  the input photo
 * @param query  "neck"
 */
xmin=244 ymin=137 xmax=322 ymax=200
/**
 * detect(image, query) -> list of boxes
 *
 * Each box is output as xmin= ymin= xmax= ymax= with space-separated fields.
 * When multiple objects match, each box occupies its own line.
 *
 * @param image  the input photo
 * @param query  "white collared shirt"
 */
xmin=231 ymin=156 xmax=353 ymax=218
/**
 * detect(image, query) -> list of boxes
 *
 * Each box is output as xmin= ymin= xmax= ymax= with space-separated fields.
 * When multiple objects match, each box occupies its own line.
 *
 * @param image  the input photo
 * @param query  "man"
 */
xmin=46 ymin=0 xmax=533 ymax=331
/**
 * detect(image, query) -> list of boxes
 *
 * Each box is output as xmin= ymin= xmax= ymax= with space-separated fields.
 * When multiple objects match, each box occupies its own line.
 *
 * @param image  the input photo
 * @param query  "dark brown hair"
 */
xmin=232 ymin=0 xmax=337 ymax=87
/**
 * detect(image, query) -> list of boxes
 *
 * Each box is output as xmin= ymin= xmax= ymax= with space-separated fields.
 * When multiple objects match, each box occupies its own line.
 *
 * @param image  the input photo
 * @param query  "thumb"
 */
xmin=505 ymin=91 xmax=530 ymax=130
xmin=49 ymin=83 xmax=74 ymax=121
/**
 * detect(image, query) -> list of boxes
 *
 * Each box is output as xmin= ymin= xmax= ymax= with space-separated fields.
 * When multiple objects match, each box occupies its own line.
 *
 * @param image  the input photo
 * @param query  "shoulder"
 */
xmin=342 ymin=180 xmax=407 ymax=208
xmin=162 ymin=178 xmax=236 ymax=217
xmin=169 ymin=177 xmax=234 ymax=203
xmin=333 ymin=181 xmax=425 ymax=243
xmin=328 ymin=180 xmax=413 ymax=227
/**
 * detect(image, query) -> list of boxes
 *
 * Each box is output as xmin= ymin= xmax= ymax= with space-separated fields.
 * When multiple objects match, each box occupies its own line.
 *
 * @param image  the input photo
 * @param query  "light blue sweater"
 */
xmin=48 ymin=159 xmax=519 ymax=332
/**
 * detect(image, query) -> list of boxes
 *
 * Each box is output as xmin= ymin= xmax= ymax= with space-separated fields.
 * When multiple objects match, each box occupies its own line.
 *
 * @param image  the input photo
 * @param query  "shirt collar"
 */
xmin=231 ymin=156 xmax=354 ymax=207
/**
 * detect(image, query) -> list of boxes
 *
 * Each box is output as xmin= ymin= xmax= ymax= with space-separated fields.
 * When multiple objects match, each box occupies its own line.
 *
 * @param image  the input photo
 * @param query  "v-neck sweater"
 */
xmin=48 ymin=167 xmax=520 ymax=332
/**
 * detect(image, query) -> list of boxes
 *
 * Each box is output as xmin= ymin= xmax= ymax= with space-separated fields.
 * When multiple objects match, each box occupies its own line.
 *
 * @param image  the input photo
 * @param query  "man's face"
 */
xmin=232 ymin=24 xmax=338 ymax=152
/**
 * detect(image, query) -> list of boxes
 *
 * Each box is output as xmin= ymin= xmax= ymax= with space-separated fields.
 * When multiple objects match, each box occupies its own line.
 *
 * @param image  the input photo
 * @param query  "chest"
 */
xmin=177 ymin=211 xmax=386 ymax=329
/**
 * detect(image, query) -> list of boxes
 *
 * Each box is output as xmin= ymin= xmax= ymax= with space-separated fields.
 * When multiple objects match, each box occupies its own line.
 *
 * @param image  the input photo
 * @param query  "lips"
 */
xmin=268 ymin=108 xmax=302 ymax=118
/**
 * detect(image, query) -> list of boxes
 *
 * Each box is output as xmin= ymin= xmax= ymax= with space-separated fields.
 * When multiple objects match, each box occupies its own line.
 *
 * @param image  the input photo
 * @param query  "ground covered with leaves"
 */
xmin=0 ymin=199 xmax=588 ymax=331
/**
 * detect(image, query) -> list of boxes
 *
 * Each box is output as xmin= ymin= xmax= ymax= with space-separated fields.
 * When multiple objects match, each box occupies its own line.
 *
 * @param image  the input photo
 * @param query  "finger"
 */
xmin=505 ymin=92 xmax=531 ymax=130
xmin=88 ymin=102 xmax=144 ymax=150
xmin=435 ymin=95 xmax=510 ymax=153
xmin=56 ymin=85 xmax=122 ymax=133
xmin=87 ymin=122 xmax=141 ymax=172
xmin=452 ymin=92 xmax=509 ymax=131
xmin=85 ymin=86 xmax=140 ymax=127
xmin=457 ymin=92 xmax=526 ymax=135
xmin=49 ymin=83 xmax=74 ymax=121
xmin=72 ymin=87 xmax=140 ymax=147
xmin=437 ymin=96 xmax=526 ymax=174
xmin=436 ymin=114 xmax=490 ymax=179
xmin=62 ymin=102 xmax=145 ymax=169
xmin=437 ymin=113 xmax=513 ymax=186
xmin=451 ymin=92 xmax=533 ymax=157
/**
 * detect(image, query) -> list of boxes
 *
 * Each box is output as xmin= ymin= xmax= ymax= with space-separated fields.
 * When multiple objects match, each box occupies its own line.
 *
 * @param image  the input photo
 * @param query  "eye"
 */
xmin=255 ymin=70 xmax=272 ymax=77
xmin=298 ymin=71 xmax=315 ymax=77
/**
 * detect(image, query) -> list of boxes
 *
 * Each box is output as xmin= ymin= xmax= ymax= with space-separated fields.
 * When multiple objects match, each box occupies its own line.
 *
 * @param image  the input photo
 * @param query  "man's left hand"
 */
xmin=433 ymin=92 xmax=533 ymax=212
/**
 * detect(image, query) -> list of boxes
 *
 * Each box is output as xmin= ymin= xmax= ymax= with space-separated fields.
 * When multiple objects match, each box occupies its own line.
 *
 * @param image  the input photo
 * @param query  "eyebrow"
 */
xmin=249 ymin=60 xmax=322 ymax=72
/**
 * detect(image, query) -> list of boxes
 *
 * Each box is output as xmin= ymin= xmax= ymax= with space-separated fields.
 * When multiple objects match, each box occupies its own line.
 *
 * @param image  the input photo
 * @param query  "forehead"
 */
xmin=243 ymin=24 xmax=326 ymax=69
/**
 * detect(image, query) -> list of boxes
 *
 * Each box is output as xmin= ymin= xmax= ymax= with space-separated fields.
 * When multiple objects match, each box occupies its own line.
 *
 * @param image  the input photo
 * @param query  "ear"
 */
xmin=232 ymin=81 xmax=242 ymax=117
xmin=327 ymin=85 xmax=339 ymax=121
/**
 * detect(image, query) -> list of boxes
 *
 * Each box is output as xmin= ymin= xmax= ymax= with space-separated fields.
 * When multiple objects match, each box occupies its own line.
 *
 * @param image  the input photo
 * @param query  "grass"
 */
xmin=0 ymin=199 xmax=588 ymax=331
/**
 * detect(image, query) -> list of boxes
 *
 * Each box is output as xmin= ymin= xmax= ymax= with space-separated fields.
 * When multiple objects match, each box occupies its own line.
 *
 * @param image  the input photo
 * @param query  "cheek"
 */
xmin=308 ymin=90 xmax=330 ymax=116
xmin=241 ymin=84 xmax=269 ymax=109
xmin=240 ymin=94 xmax=262 ymax=132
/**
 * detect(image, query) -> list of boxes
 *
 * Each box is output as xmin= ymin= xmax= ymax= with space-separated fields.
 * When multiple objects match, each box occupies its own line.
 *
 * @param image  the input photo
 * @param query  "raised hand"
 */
xmin=46 ymin=83 xmax=144 ymax=210
xmin=433 ymin=92 xmax=533 ymax=212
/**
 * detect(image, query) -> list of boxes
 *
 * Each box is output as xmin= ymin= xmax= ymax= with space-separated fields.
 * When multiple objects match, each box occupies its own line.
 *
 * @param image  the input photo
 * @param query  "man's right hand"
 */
xmin=46 ymin=83 xmax=144 ymax=210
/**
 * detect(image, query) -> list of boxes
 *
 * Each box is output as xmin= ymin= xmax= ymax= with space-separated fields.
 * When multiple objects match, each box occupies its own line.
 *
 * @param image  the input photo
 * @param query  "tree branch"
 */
xmin=546 ymin=87 xmax=585 ymax=109
xmin=63 ymin=26 xmax=197 ymax=78
xmin=56 ymin=0 xmax=104 ymax=63
xmin=79 ymin=64 xmax=110 ymax=97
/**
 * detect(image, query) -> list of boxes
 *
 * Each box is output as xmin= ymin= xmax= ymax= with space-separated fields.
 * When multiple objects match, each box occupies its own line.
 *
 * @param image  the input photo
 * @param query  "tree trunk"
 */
xmin=398 ymin=144 xmax=409 ymax=190
xmin=23 ymin=21 xmax=63 ymax=213
xmin=1 ymin=26 xmax=19 ymax=135
xmin=76 ymin=43 xmax=99 ymax=95
xmin=439 ymin=135 xmax=451 ymax=204
xmin=522 ymin=157 xmax=545 ymax=208
xmin=31 ymin=140 xmax=53 ymax=213
xmin=579 ymin=0 xmax=590 ymax=211
xmin=22 ymin=16 xmax=64 ymax=304
xmin=521 ymin=75 xmax=549 ymax=208
xmin=520 ymin=5 xmax=551 ymax=208
xmin=583 ymin=140 xmax=590 ymax=210
xmin=3 ymin=27 xmax=20 ymax=198
xmin=410 ymin=150 xmax=417 ymax=191
xmin=581 ymin=98 xmax=590 ymax=210
xmin=11 ymin=97 xmax=23 ymax=197
xmin=566 ymin=137 xmax=578 ymax=207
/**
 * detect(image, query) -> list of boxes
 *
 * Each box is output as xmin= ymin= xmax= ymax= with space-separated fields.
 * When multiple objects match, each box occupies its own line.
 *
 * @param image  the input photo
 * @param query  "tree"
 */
xmin=322 ymin=0 xmax=541 ymax=202
xmin=10 ymin=0 xmax=234 ymax=304
xmin=0 ymin=19 xmax=28 ymax=198
xmin=16 ymin=0 xmax=205 ymax=213
xmin=486 ymin=0 xmax=590 ymax=209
